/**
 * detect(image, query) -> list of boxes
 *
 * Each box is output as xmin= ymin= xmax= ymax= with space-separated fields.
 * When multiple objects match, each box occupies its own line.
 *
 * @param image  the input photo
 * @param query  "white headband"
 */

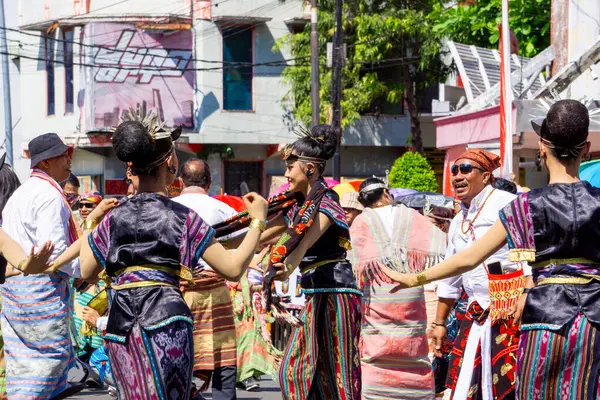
xmin=359 ymin=183 xmax=388 ymax=194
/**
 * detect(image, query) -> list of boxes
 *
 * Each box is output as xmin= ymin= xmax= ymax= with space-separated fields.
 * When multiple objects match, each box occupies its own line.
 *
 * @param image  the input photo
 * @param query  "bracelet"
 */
xmin=84 ymin=219 xmax=99 ymax=230
xmin=249 ymin=218 xmax=267 ymax=233
xmin=431 ymin=322 xmax=447 ymax=328
xmin=415 ymin=272 xmax=429 ymax=286
xmin=16 ymin=258 xmax=27 ymax=273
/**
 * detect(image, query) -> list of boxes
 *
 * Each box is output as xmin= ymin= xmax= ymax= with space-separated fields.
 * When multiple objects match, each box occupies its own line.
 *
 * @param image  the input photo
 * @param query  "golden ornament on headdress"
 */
xmin=109 ymin=107 xmax=170 ymax=142
xmin=293 ymin=126 xmax=325 ymax=144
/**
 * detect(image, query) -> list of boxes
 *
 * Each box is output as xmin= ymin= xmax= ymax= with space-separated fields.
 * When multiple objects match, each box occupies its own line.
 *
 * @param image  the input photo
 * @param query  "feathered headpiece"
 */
xmin=281 ymin=125 xmax=327 ymax=163
xmin=110 ymin=107 xmax=182 ymax=142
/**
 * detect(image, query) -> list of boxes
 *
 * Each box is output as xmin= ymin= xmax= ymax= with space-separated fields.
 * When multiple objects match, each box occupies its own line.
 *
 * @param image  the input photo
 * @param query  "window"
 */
xmin=224 ymin=161 xmax=263 ymax=196
xmin=222 ymin=26 xmax=253 ymax=111
xmin=45 ymin=33 xmax=55 ymax=116
xmin=63 ymin=28 xmax=74 ymax=114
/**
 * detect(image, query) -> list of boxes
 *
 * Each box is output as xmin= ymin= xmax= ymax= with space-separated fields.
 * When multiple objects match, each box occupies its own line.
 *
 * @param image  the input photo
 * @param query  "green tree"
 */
xmin=389 ymin=152 xmax=438 ymax=192
xmin=275 ymin=0 xmax=452 ymax=154
xmin=431 ymin=0 xmax=551 ymax=57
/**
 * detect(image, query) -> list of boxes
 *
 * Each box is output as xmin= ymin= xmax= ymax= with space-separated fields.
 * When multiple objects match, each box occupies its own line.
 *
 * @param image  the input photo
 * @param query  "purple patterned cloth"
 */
xmin=88 ymin=193 xmax=214 ymax=400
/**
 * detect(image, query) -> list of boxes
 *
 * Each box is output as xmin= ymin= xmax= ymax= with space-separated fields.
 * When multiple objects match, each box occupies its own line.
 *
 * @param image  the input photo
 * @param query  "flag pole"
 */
xmin=500 ymin=0 xmax=513 ymax=177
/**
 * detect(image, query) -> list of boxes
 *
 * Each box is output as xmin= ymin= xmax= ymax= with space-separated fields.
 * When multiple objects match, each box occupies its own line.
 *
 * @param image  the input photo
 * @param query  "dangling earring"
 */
xmin=168 ymin=164 xmax=176 ymax=174
xmin=586 ymin=153 xmax=593 ymax=162
xmin=536 ymin=151 xmax=543 ymax=171
xmin=306 ymin=169 xmax=313 ymax=179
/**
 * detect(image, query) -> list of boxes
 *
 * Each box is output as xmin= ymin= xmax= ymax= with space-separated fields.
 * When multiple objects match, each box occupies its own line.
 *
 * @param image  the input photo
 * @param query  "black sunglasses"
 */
xmin=78 ymin=202 xmax=95 ymax=209
xmin=451 ymin=163 xmax=484 ymax=176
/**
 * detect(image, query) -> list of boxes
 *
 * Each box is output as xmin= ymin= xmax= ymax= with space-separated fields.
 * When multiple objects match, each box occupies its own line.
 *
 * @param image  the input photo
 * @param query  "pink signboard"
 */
xmin=89 ymin=23 xmax=194 ymax=130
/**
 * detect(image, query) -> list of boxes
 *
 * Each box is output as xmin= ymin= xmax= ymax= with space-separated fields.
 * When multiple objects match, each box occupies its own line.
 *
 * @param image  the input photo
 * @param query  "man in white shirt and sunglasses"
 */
xmin=433 ymin=149 xmax=531 ymax=400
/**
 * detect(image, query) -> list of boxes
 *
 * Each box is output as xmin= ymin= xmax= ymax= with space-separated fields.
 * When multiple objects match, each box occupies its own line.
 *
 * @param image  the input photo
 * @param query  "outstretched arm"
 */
xmin=199 ymin=193 xmax=268 ymax=282
xmin=80 ymin=231 xmax=101 ymax=283
xmin=386 ymin=219 xmax=508 ymax=289
xmin=0 ymin=229 xmax=54 ymax=275
xmin=224 ymin=214 xmax=287 ymax=249
xmin=49 ymin=237 xmax=83 ymax=273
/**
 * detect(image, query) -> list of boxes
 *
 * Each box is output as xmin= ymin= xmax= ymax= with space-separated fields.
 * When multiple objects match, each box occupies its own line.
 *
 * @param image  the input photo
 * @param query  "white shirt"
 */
xmin=172 ymin=188 xmax=237 ymax=270
xmin=2 ymin=172 xmax=80 ymax=277
xmin=436 ymin=185 xmax=530 ymax=309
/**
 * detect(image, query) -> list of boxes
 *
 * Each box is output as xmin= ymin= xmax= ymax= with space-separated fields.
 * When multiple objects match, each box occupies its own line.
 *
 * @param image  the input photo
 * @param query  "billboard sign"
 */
xmin=87 ymin=23 xmax=194 ymax=131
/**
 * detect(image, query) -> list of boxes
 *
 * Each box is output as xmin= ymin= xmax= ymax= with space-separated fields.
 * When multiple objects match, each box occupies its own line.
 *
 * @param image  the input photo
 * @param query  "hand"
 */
xmin=87 ymin=198 xmax=119 ymax=225
xmin=432 ymin=325 xmax=447 ymax=358
xmin=272 ymin=262 xmax=293 ymax=281
xmin=243 ymin=192 xmax=268 ymax=221
xmin=251 ymin=246 xmax=271 ymax=270
xmin=509 ymin=292 xmax=528 ymax=325
xmin=383 ymin=269 xmax=417 ymax=293
xmin=19 ymin=241 xmax=55 ymax=274
xmin=81 ymin=306 xmax=101 ymax=327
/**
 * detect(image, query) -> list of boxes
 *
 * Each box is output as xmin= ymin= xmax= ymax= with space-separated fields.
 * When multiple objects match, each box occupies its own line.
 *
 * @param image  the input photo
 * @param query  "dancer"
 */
xmin=384 ymin=100 xmax=597 ymax=399
xmin=261 ymin=125 xmax=361 ymax=400
xmin=230 ymin=248 xmax=282 ymax=391
xmin=1 ymin=134 xmax=84 ymax=399
xmin=78 ymin=119 xmax=268 ymax=399
xmin=350 ymin=178 xmax=446 ymax=400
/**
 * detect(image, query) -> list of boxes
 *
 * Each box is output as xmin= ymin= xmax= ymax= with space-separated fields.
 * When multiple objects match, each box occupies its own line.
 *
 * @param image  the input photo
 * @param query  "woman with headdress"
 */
xmin=384 ymin=99 xmax=600 ymax=399
xmin=232 ymin=124 xmax=362 ymax=399
xmin=74 ymin=118 xmax=268 ymax=399
xmin=349 ymin=178 xmax=446 ymax=400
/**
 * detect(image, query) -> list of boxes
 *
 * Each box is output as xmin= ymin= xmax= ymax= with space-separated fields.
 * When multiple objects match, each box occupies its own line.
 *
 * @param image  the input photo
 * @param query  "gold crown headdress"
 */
xmin=281 ymin=125 xmax=328 ymax=163
xmin=109 ymin=107 xmax=182 ymax=142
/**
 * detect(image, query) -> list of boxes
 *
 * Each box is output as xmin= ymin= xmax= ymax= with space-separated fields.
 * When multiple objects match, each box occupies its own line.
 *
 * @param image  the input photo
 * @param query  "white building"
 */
xmin=2 ymin=0 xmax=448 ymax=196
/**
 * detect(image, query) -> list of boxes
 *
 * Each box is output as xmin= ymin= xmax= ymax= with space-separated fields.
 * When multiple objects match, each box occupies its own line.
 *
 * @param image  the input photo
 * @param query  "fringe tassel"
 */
xmin=353 ymin=248 xmax=443 ymax=289
xmin=488 ymin=269 xmax=525 ymax=324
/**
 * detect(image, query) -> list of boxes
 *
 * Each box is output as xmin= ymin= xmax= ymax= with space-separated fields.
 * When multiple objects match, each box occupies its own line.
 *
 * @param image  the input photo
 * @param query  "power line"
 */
xmin=0 ymin=25 xmax=309 ymax=66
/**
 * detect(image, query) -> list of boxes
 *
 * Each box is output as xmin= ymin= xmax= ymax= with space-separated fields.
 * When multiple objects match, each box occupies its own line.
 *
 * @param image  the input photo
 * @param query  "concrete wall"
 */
xmin=192 ymin=1 xmax=304 ymax=145
xmin=20 ymin=0 xmax=188 ymax=26
xmin=565 ymin=0 xmax=600 ymax=101
xmin=13 ymin=25 xmax=84 ymax=179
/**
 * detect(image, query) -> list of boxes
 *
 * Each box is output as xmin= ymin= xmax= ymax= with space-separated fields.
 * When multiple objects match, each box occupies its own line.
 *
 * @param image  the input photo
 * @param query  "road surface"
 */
xmin=71 ymin=377 xmax=283 ymax=399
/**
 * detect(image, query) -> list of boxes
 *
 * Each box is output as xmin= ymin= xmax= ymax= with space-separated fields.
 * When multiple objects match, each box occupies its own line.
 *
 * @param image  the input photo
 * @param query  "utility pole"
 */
xmin=500 ymin=0 xmax=513 ymax=177
xmin=310 ymin=0 xmax=320 ymax=127
xmin=331 ymin=0 xmax=343 ymax=181
xmin=0 ymin=0 xmax=13 ymax=165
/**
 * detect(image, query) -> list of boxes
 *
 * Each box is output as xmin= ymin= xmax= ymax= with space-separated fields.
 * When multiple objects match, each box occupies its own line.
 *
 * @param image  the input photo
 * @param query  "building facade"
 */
xmin=1 ymin=0 xmax=446 ymax=196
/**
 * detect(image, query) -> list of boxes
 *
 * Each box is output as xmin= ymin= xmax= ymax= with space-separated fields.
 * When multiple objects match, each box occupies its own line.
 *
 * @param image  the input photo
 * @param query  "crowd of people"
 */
xmin=0 ymin=98 xmax=596 ymax=400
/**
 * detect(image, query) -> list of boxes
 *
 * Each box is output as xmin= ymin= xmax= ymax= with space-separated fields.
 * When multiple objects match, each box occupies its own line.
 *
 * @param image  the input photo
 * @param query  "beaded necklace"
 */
xmin=461 ymin=188 xmax=496 ymax=236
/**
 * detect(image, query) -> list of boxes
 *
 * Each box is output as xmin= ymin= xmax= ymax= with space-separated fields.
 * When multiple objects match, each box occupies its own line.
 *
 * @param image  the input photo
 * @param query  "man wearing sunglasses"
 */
xmin=432 ymin=149 xmax=531 ymax=400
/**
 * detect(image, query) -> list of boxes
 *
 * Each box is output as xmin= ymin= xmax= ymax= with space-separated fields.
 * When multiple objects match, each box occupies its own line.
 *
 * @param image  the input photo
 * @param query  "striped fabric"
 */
xmin=279 ymin=292 xmax=361 ymax=400
xmin=106 ymin=321 xmax=193 ymax=399
xmin=0 ymin=296 xmax=5 ymax=399
xmin=71 ymin=282 xmax=105 ymax=356
xmin=231 ymin=275 xmax=282 ymax=382
xmin=0 ymin=274 xmax=75 ymax=399
xmin=182 ymin=272 xmax=237 ymax=373
xmin=361 ymin=283 xmax=434 ymax=400
xmin=349 ymin=205 xmax=445 ymax=399
xmin=516 ymin=313 xmax=600 ymax=400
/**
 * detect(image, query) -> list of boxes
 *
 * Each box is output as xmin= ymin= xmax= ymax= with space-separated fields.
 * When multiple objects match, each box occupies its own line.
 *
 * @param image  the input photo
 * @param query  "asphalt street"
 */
xmin=70 ymin=377 xmax=283 ymax=399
